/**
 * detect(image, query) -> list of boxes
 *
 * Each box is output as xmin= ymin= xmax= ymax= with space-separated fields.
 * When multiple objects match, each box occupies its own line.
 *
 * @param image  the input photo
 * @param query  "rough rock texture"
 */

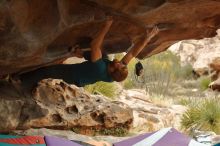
xmin=209 ymin=77 xmax=220 ymax=92
xmin=209 ymin=58 xmax=220 ymax=91
xmin=169 ymin=30 xmax=220 ymax=76
xmin=0 ymin=79 xmax=133 ymax=132
xmin=169 ymin=30 xmax=220 ymax=91
xmin=118 ymin=89 xmax=186 ymax=132
xmin=0 ymin=0 xmax=220 ymax=76
xmin=13 ymin=89 xmax=187 ymax=141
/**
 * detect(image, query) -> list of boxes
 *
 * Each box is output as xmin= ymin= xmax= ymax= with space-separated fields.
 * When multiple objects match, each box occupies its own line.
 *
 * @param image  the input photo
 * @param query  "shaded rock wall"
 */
xmin=0 ymin=0 xmax=220 ymax=75
xmin=0 ymin=79 xmax=133 ymax=132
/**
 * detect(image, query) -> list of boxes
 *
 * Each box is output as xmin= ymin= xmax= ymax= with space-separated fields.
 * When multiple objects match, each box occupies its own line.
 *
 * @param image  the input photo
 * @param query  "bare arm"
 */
xmin=121 ymin=26 xmax=159 ymax=65
xmin=90 ymin=18 xmax=113 ymax=62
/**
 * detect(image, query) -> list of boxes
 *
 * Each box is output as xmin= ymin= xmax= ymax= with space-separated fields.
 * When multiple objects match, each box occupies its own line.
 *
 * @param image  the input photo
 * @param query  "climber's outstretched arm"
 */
xmin=90 ymin=17 xmax=113 ymax=62
xmin=121 ymin=26 xmax=159 ymax=65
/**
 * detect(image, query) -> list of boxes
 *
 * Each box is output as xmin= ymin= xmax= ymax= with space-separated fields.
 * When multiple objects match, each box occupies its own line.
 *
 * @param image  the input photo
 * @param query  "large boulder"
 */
xmin=0 ymin=0 xmax=220 ymax=76
xmin=169 ymin=30 xmax=220 ymax=76
xmin=169 ymin=30 xmax=220 ymax=91
xmin=118 ymin=89 xmax=186 ymax=132
xmin=210 ymin=58 xmax=220 ymax=79
xmin=209 ymin=58 xmax=220 ymax=91
xmin=0 ymin=79 xmax=133 ymax=133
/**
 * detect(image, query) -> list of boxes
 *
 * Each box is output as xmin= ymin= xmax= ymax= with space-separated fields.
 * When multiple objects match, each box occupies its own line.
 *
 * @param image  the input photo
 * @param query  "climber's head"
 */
xmin=108 ymin=59 xmax=128 ymax=82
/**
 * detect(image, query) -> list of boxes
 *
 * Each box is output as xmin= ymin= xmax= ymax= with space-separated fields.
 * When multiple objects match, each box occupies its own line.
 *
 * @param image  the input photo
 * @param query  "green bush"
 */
xmin=84 ymin=81 xmax=119 ymax=99
xmin=181 ymin=98 xmax=220 ymax=134
xmin=142 ymin=51 xmax=182 ymax=96
xmin=177 ymin=98 xmax=191 ymax=106
xmin=198 ymin=76 xmax=212 ymax=91
xmin=123 ymin=78 xmax=135 ymax=89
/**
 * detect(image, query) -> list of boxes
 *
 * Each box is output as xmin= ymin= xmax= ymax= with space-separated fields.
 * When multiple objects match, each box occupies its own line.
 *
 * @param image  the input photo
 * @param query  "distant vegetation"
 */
xmin=123 ymin=51 xmax=194 ymax=96
xmin=198 ymin=76 xmax=212 ymax=91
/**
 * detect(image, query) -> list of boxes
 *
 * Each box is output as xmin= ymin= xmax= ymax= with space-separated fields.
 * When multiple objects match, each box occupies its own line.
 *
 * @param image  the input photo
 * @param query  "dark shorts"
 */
xmin=19 ymin=64 xmax=76 ymax=90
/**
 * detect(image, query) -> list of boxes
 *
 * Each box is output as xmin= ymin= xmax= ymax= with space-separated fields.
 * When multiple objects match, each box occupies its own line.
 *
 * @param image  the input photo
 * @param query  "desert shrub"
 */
xmin=181 ymin=98 xmax=220 ymax=134
xmin=198 ymin=76 xmax=212 ymax=91
xmin=98 ymin=127 xmax=128 ymax=137
xmin=180 ymin=80 xmax=199 ymax=89
xmin=123 ymin=78 xmax=135 ymax=89
xmin=174 ymin=63 xmax=194 ymax=80
xmin=177 ymin=98 xmax=191 ymax=106
xmin=84 ymin=81 xmax=119 ymax=99
xmin=149 ymin=94 xmax=173 ymax=107
xmin=115 ymin=51 xmax=194 ymax=96
xmin=72 ymin=126 xmax=128 ymax=136
xmin=72 ymin=127 xmax=80 ymax=133
xmin=142 ymin=51 xmax=182 ymax=96
xmin=117 ymin=51 xmax=191 ymax=95
xmin=130 ymin=121 xmax=155 ymax=134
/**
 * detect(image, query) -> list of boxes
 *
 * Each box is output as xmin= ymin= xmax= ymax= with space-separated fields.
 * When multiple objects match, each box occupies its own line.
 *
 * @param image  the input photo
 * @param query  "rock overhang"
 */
xmin=0 ymin=0 xmax=220 ymax=76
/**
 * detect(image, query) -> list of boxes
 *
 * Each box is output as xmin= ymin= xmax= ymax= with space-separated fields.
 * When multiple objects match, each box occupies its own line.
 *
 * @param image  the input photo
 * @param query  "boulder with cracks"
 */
xmin=0 ymin=79 xmax=133 ymax=133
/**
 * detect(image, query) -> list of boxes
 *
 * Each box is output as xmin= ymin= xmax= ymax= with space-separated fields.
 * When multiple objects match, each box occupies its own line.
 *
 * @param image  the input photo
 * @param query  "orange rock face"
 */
xmin=0 ymin=0 xmax=220 ymax=75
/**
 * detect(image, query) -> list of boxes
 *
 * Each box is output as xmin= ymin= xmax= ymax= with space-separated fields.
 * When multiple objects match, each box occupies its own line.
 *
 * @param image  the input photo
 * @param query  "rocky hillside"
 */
xmin=169 ymin=29 xmax=220 ymax=91
xmin=169 ymin=30 xmax=220 ymax=76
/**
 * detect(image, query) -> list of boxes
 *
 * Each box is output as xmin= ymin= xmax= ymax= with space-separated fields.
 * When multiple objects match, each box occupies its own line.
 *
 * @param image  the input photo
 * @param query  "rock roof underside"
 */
xmin=0 ymin=0 xmax=220 ymax=75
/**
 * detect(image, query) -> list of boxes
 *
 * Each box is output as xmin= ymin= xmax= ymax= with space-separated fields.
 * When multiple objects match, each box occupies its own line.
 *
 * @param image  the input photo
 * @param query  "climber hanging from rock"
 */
xmin=16 ymin=17 xmax=159 ymax=91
